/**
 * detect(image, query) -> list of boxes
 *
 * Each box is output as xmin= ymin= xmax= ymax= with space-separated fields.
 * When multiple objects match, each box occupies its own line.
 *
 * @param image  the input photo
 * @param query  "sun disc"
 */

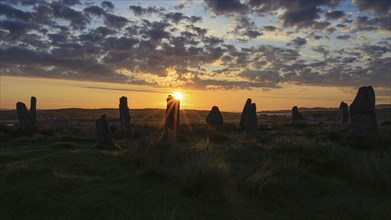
xmin=173 ymin=92 xmax=183 ymax=100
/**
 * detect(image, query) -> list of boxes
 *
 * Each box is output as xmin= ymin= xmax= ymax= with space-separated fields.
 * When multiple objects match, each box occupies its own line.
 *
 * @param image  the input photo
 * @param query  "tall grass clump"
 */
xmin=180 ymin=149 xmax=229 ymax=196
xmin=348 ymin=152 xmax=391 ymax=190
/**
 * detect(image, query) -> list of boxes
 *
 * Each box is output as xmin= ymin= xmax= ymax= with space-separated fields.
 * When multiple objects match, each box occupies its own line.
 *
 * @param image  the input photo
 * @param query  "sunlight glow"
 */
xmin=173 ymin=91 xmax=183 ymax=101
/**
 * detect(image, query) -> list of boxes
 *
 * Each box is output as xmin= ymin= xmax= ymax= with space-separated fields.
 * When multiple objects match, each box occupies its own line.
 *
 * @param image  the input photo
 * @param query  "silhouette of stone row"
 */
xmin=16 ymin=96 xmax=37 ymax=134
xmin=95 ymin=114 xmax=115 ymax=147
xmin=239 ymin=98 xmax=257 ymax=132
xmin=164 ymin=95 xmax=180 ymax=144
xmin=291 ymin=106 xmax=303 ymax=124
xmin=337 ymin=101 xmax=349 ymax=125
xmin=119 ymin=96 xmax=131 ymax=133
xmin=206 ymin=106 xmax=224 ymax=128
xmin=349 ymin=86 xmax=378 ymax=137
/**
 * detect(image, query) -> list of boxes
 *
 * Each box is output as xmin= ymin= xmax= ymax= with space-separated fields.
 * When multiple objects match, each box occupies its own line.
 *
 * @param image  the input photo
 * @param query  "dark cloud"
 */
xmin=263 ymin=25 xmax=278 ymax=31
xmin=129 ymin=5 xmax=164 ymax=16
xmin=62 ymin=0 xmax=80 ymax=6
xmin=337 ymin=34 xmax=352 ymax=40
xmin=246 ymin=0 xmax=342 ymax=29
xmin=103 ymin=13 xmax=128 ymax=28
xmin=84 ymin=5 xmax=105 ymax=16
xmin=325 ymin=10 xmax=345 ymax=20
xmin=288 ymin=37 xmax=307 ymax=47
xmin=101 ymin=1 xmax=114 ymax=10
xmin=0 ymin=20 xmax=32 ymax=39
xmin=164 ymin=12 xmax=201 ymax=24
xmin=0 ymin=46 xmax=126 ymax=82
xmin=231 ymin=16 xmax=262 ymax=41
xmin=353 ymin=0 xmax=391 ymax=14
xmin=51 ymin=2 xmax=90 ymax=29
xmin=204 ymin=0 xmax=246 ymax=15
xmin=0 ymin=3 xmax=32 ymax=21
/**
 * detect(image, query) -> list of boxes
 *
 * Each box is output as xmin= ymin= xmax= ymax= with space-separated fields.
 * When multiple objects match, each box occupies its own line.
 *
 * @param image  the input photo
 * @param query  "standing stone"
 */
xmin=239 ymin=98 xmax=257 ymax=132
xmin=292 ymin=106 xmax=303 ymax=124
xmin=95 ymin=114 xmax=115 ymax=147
xmin=30 ymin=96 xmax=37 ymax=123
xmin=16 ymin=102 xmax=35 ymax=134
xmin=349 ymin=86 xmax=378 ymax=137
xmin=119 ymin=96 xmax=131 ymax=133
xmin=250 ymin=103 xmax=258 ymax=131
xmin=337 ymin=101 xmax=349 ymax=125
xmin=164 ymin=95 xmax=180 ymax=143
xmin=206 ymin=106 xmax=224 ymax=127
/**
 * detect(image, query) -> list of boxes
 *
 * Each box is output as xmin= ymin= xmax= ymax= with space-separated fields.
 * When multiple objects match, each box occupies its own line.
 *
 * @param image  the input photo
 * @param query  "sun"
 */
xmin=172 ymin=91 xmax=183 ymax=101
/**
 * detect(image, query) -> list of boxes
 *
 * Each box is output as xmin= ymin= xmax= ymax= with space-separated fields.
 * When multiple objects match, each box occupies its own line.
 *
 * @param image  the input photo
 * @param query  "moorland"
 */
xmin=1 ymin=107 xmax=391 ymax=219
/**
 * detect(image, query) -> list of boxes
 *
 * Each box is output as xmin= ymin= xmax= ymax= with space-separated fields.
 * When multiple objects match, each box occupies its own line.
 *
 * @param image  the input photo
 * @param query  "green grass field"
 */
xmin=1 ymin=109 xmax=391 ymax=219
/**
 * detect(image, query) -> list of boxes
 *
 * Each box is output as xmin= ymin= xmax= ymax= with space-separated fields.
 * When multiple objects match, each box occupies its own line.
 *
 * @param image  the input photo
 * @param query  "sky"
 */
xmin=0 ymin=0 xmax=390 ymax=111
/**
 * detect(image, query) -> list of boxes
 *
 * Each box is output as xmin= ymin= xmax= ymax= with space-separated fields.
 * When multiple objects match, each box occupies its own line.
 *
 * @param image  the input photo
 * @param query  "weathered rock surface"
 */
xmin=349 ymin=86 xmax=378 ymax=137
xmin=95 ymin=114 xmax=115 ymax=147
xmin=165 ymin=95 xmax=180 ymax=132
xmin=16 ymin=102 xmax=36 ymax=134
xmin=292 ymin=106 xmax=303 ymax=124
xmin=119 ymin=96 xmax=131 ymax=133
xmin=206 ymin=106 xmax=224 ymax=127
xmin=30 ymin=96 xmax=37 ymax=123
xmin=337 ymin=101 xmax=349 ymax=125
xmin=239 ymin=98 xmax=257 ymax=132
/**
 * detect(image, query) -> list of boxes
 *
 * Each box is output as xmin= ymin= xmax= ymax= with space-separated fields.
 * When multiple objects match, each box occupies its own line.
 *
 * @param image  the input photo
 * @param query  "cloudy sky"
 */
xmin=0 ymin=0 xmax=390 ymax=111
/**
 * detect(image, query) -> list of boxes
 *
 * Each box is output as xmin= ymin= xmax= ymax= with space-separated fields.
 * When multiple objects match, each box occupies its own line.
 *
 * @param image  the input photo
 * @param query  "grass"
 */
xmin=1 ymin=116 xmax=391 ymax=219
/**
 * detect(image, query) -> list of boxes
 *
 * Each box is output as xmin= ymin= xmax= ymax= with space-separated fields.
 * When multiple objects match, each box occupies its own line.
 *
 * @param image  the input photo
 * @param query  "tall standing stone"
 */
xmin=30 ymin=96 xmax=37 ymax=123
xmin=206 ymin=106 xmax=224 ymax=127
xmin=250 ymin=103 xmax=258 ymax=131
xmin=16 ymin=102 xmax=35 ymax=134
xmin=119 ymin=96 xmax=131 ymax=133
xmin=349 ymin=86 xmax=378 ymax=137
xmin=239 ymin=98 xmax=257 ymax=132
xmin=164 ymin=95 xmax=180 ymax=141
xmin=292 ymin=106 xmax=303 ymax=124
xmin=337 ymin=101 xmax=349 ymax=125
xmin=95 ymin=114 xmax=115 ymax=147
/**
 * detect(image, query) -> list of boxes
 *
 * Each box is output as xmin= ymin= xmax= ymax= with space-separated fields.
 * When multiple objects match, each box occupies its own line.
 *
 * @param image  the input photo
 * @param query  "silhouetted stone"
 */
xmin=164 ymin=95 xmax=180 ymax=143
xmin=349 ymin=86 xmax=378 ymax=137
xmin=239 ymin=99 xmax=257 ymax=132
xmin=337 ymin=101 xmax=349 ymax=125
xmin=30 ymin=96 xmax=36 ymax=123
xmin=206 ymin=106 xmax=224 ymax=127
xmin=16 ymin=102 xmax=35 ymax=134
xmin=95 ymin=114 xmax=115 ymax=147
xmin=292 ymin=106 xmax=303 ymax=123
xmin=119 ymin=96 xmax=131 ymax=133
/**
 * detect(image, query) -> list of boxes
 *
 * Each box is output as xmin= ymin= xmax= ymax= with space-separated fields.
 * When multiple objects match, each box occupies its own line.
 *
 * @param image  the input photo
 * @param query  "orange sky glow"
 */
xmin=2 ymin=76 xmax=389 ymax=112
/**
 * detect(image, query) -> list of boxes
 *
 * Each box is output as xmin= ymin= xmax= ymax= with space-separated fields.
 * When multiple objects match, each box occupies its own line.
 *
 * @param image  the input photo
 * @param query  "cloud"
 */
xmin=288 ymin=37 xmax=307 ymax=47
xmin=325 ymin=10 xmax=345 ymax=20
xmin=337 ymin=34 xmax=352 ymax=40
xmin=0 ymin=0 xmax=390 ymax=92
xmin=263 ymin=25 xmax=279 ymax=31
xmin=0 ymin=20 xmax=33 ymax=39
xmin=204 ymin=0 xmax=246 ymax=15
xmin=103 ymin=13 xmax=128 ymax=28
xmin=0 ymin=3 xmax=32 ymax=21
xmin=101 ymin=1 xmax=114 ymax=10
xmin=51 ymin=2 xmax=90 ymax=29
xmin=129 ymin=5 xmax=164 ymax=16
xmin=82 ymin=86 xmax=164 ymax=93
xmin=352 ymin=0 xmax=391 ymax=14
xmin=84 ymin=5 xmax=105 ymax=16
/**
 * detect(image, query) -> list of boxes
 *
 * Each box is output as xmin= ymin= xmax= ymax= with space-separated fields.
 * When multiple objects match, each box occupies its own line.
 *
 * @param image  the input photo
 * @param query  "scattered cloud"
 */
xmin=0 ymin=0 xmax=390 ymax=91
